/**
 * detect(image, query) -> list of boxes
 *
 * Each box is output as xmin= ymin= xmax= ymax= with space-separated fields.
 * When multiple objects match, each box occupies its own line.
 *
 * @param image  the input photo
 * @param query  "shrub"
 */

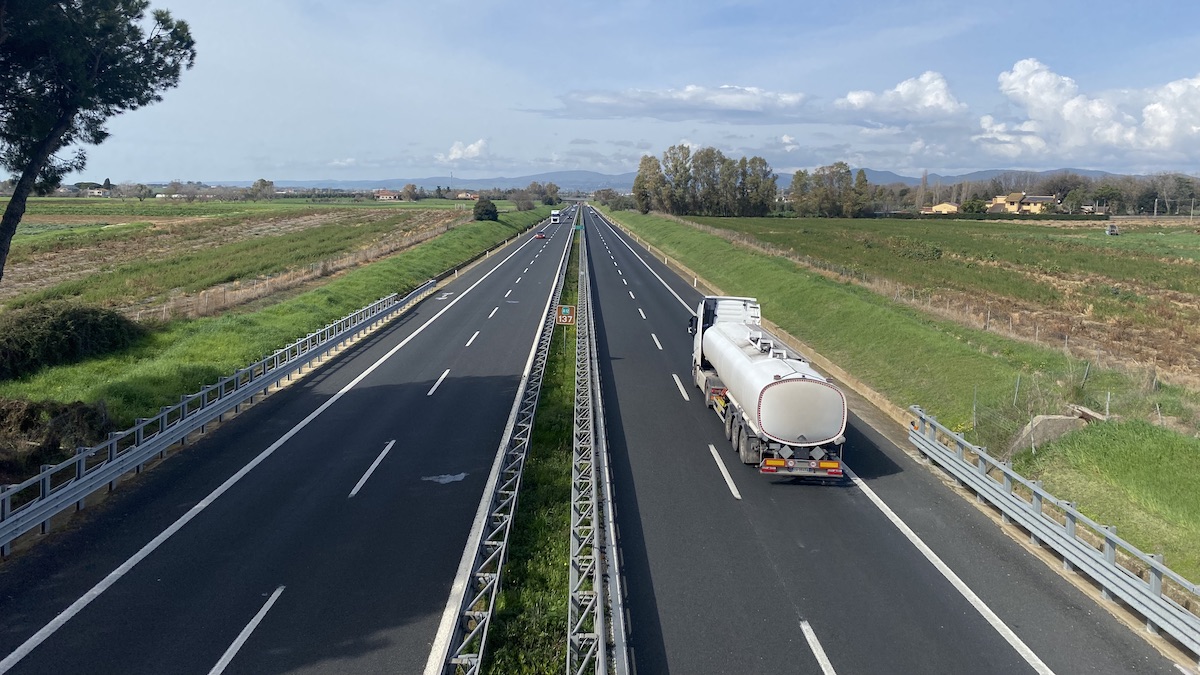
xmin=474 ymin=198 xmax=499 ymax=221
xmin=0 ymin=302 xmax=145 ymax=380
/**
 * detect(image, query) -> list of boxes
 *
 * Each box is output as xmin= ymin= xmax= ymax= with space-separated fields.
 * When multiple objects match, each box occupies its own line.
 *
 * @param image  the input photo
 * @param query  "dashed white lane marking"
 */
xmin=651 ymin=333 xmax=663 ymax=350
xmin=707 ymin=445 xmax=742 ymax=500
xmin=628 ymin=291 xmax=635 ymax=299
xmin=638 ymin=308 xmax=646 ymax=320
xmin=671 ymin=374 xmax=690 ymax=401
xmin=465 ymin=330 xmax=480 ymax=347
xmin=515 ymin=276 xmax=522 ymax=284
xmin=523 ymin=267 xmax=529 ymax=273
xmin=349 ymin=440 xmax=396 ymax=498
xmin=206 ymin=586 xmax=286 ymax=675
xmin=598 ymin=216 xmax=695 ymax=315
xmin=504 ymin=289 xmax=512 ymax=298
xmin=801 ymin=621 xmax=837 ymax=675
xmin=427 ymin=369 xmax=451 ymax=396
xmin=846 ymin=467 xmax=1056 ymax=675
xmin=622 ymin=278 xmax=628 ymax=286
xmin=488 ymin=307 xmax=498 ymax=319
xmin=618 ymin=270 xmax=622 ymax=276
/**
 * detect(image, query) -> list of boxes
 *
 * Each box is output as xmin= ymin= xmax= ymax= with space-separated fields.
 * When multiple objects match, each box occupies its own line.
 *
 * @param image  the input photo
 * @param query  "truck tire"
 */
xmin=738 ymin=429 xmax=760 ymax=465
xmin=724 ymin=409 xmax=734 ymax=441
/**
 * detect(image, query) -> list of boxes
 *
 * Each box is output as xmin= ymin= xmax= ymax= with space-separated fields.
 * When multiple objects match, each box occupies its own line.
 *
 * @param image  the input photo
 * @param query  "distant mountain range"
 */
xmin=215 ymin=167 xmax=1131 ymax=193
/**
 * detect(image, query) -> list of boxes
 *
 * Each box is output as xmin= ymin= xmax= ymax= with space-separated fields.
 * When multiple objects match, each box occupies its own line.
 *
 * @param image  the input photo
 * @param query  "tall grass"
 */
xmin=1014 ymin=421 xmax=1200 ymax=581
xmin=0 ymin=209 xmax=550 ymax=426
xmin=484 ymin=232 xmax=577 ymax=674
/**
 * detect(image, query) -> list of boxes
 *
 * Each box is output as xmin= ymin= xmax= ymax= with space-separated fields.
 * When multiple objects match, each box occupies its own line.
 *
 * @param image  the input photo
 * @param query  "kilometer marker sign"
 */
xmin=556 ymin=305 xmax=575 ymax=325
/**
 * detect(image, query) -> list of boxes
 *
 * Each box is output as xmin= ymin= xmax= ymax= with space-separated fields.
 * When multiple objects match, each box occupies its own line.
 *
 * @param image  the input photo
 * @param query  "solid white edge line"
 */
xmin=426 ymin=369 xmax=450 ymax=396
xmin=0 ymin=234 xmax=540 ymax=675
xmin=598 ymin=214 xmax=696 ymax=315
xmin=706 ymin=445 xmax=742 ymax=500
xmin=801 ymin=621 xmax=837 ymax=675
xmin=423 ymin=228 xmax=572 ymax=675
xmin=651 ymin=333 xmax=663 ymax=350
xmin=845 ymin=467 xmax=1056 ymax=675
xmin=465 ymin=330 xmax=480 ymax=347
xmin=207 ymin=585 xmax=286 ymax=675
xmin=671 ymin=373 xmax=690 ymax=401
xmin=638 ymin=308 xmax=646 ymax=320
xmin=488 ymin=307 xmax=498 ymax=319
xmin=348 ymin=440 xmax=396 ymax=498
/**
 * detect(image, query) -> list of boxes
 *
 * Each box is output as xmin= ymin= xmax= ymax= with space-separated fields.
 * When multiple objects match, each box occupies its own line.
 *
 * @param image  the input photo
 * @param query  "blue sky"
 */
xmin=76 ymin=0 xmax=1200 ymax=183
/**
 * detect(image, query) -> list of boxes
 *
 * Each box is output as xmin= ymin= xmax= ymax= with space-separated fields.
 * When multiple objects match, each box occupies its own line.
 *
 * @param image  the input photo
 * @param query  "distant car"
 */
xmin=535 ymin=231 xmax=546 ymax=239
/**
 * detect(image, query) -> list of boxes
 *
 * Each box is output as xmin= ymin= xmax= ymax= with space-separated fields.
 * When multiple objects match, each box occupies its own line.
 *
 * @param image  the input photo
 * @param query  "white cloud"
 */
xmin=328 ymin=158 xmax=356 ymax=167
xmin=551 ymin=84 xmax=810 ymax=123
xmin=781 ymin=134 xmax=799 ymax=152
xmin=836 ymin=71 xmax=967 ymax=118
xmin=978 ymin=58 xmax=1200 ymax=161
xmin=436 ymin=139 xmax=488 ymax=163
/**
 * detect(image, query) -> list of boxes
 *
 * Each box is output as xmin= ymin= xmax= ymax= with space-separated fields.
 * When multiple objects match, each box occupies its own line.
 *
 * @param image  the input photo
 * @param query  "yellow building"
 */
xmin=988 ymin=192 xmax=1056 ymax=214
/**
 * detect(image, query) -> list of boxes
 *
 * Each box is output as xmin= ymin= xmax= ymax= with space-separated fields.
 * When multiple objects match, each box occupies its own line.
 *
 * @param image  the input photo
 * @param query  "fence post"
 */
xmin=1147 ymin=553 xmax=1164 ymax=635
xmin=1 ymin=488 xmax=11 ymax=557
xmin=40 ymin=465 xmax=53 ymax=533
xmin=1001 ymin=461 xmax=1013 ymax=525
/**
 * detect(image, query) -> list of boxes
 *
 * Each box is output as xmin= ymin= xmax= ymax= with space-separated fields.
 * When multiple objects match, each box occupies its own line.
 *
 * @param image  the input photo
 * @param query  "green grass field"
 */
xmin=7 ymin=210 xmax=440 ymax=308
xmin=0 ymin=208 xmax=551 ymax=427
xmin=689 ymin=216 xmax=1200 ymax=325
xmin=605 ymin=208 xmax=1200 ymax=581
xmin=484 ymin=232 xmax=576 ymax=674
xmin=3 ymin=196 xmax=513 ymax=218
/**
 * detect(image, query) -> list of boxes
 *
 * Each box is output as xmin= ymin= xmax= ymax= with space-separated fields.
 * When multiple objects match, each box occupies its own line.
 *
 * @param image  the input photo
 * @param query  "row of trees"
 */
xmin=631 ymin=145 xmax=778 ymax=217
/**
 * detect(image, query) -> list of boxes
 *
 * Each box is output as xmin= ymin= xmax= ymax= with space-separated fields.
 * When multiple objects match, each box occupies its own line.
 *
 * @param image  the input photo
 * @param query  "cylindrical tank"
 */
xmin=703 ymin=322 xmax=847 ymax=446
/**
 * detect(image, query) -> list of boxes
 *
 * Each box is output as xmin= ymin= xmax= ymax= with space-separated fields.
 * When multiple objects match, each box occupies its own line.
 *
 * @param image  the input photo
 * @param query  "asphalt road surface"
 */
xmin=0 ymin=211 xmax=575 ymax=675
xmin=580 ymin=206 xmax=1178 ymax=675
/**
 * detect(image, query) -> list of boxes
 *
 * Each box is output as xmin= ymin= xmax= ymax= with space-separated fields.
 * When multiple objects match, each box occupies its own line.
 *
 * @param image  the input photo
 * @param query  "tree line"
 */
xmin=630 ymin=145 xmax=778 ymax=217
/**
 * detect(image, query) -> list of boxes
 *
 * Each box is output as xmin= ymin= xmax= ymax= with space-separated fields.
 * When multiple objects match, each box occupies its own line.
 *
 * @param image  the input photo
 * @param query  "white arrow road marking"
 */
xmin=207 ymin=586 xmax=286 ymax=675
xmin=422 ymin=473 xmax=468 ymax=485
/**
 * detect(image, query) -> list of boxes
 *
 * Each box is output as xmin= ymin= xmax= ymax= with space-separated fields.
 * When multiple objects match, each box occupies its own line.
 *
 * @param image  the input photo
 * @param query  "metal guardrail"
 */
xmin=0 ymin=279 xmax=439 ymax=556
xmin=441 ymin=226 xmax=571 ymax=674
xmin=909 ymin=406 xmax=1200 ymax=665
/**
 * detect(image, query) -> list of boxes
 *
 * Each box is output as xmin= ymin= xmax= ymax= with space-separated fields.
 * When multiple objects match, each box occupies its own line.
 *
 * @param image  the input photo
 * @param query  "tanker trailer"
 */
xmin=688 ymin=296 xmax=847 ymax=478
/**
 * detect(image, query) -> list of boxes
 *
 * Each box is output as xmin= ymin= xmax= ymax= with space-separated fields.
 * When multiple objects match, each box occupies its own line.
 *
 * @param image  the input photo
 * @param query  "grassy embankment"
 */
xmin=484 ymin=232 xmax=577 ymax=674
xmin=5 ymin=196 xmax=517 ymax=217
xmin=0 ymin=208 xmax=550 ymax=429
xmin=604 ymin=208 xmax=1200 ymax=582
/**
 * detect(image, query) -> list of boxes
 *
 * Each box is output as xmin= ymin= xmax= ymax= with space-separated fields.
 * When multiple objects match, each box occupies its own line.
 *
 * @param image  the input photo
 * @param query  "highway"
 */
xmin=0 ymin=211 xmax=574 ymax=675
xmin=580 ymin=206 xmax=1178 ymax=674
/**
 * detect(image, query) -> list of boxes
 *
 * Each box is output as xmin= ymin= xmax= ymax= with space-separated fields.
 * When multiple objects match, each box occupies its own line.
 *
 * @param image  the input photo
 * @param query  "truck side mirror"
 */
xmin=687 ymin=316 xmax=697 ymax=335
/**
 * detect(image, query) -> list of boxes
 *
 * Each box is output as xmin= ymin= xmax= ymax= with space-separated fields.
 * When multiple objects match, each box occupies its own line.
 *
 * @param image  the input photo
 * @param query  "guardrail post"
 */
xmin=1060 ymin=502 xmax=1076 ymax=571
xmin=975 ymin=456 xmax=987 ymax=504
xmin=1146 ymin=553 xmax=1165 ymax=635
xmin=1101 ymin=525 xmax=1117 ymax=601
xmin=109 ymin=437 xmax=119 ymax=491
xmin=1 ymin=487 xmax=11 ymax=556
xmin=1029 ymin=480 xmax=1043 ymax=545
xmin=1001 ymin=461 xmax=1013 ymax=524
xmin=76 ymin=447 xmax=90 ymax=511
xmin=40 ymin=465 xmax=53 ymax=533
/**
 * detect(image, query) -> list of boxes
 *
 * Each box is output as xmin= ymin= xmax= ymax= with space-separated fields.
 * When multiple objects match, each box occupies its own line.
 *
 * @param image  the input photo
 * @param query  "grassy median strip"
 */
xmin=484 ymin=232 xmax=577 ymax=674
xmin=0 ymin=209 xmax=550 ymax=427
xmin=605 ymin=208 xmax=1200 ymax=581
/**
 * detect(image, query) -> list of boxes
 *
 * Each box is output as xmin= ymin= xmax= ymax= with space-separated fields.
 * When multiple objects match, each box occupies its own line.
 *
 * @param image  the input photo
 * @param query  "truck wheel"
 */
xmin=738 ymin=431 xmax=760 ymax=465
xmin=724 ymin=409 xmax=734 ymax=441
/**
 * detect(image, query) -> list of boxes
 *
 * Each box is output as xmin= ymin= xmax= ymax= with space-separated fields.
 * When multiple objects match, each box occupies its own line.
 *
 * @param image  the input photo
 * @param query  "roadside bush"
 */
xmin=0 ymin=302 xmax=145 ymax=381
xmin=474 ymin=198 xmax=499 ymax=221
xmin=0 ymin=398 xmax=114 ymax=484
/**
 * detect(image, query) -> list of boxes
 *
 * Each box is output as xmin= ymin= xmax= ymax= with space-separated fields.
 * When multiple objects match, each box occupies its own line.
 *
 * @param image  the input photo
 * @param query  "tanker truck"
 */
xmin=688 ymin=296 xmax=848 ymax=478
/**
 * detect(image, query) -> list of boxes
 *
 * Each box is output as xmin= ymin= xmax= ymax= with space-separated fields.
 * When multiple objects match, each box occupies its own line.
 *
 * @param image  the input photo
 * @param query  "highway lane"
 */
xmin=582 ymin=206 xmax=1178 ymax=674
xmin=0 ymin=212 xmax=575 ymax=675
